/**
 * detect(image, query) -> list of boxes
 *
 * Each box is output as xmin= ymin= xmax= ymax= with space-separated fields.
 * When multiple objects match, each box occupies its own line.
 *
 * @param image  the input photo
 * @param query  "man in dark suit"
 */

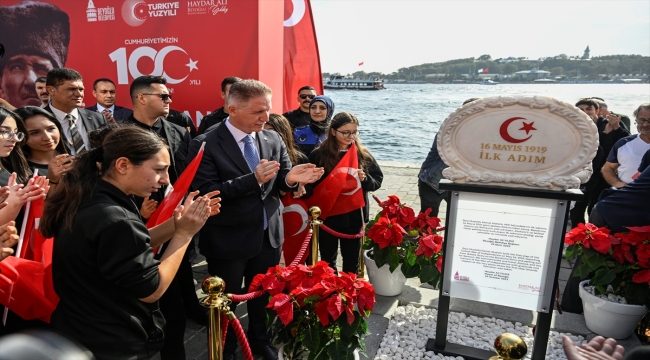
xmin=44 ymin=68 xmax=107 ymax=155
xmin=188 ymin=80 xmax=324 ymax=360
xmin=86 ymin=78 xmax=132 ymax=122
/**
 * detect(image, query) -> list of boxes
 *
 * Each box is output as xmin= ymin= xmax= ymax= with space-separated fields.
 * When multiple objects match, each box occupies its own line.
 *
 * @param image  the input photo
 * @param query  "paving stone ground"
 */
xmin=153 ymin=161 xmax=641 ymax=360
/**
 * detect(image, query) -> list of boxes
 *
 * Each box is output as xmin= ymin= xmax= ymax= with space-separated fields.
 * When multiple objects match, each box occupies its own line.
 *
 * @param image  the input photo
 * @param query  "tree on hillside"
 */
xmin=551 ymin=67 xmax=564 ymax=75
xmin=503 ymin=63 xmax=517 ymax=74
xmin=478 ymin=54 xmax=492 ymax=61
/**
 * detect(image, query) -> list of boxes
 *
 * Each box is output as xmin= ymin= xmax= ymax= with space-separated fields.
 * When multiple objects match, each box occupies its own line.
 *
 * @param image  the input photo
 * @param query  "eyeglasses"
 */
xmin=0 ymin=130 xmax=25 ymax=142
xmin=636 ymin=119 xmax=650 ymax=126
xmin=142 ymin=93 xmax=172 ymax=101
xmin=299 ymin=94 xmax=316 ymax=100
xmin=336 ymin=130 xmax=360 ymax=138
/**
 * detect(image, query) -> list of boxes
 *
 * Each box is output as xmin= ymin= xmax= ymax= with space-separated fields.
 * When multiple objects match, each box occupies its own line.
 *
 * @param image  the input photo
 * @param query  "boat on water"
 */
xmin=480 ymin=79 xmax=499 ymax=85
xmin=324 ymin=76 xmax=385 ymax=90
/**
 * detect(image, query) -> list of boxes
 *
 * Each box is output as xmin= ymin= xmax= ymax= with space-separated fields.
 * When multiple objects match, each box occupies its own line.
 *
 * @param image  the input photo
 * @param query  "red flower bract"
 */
xmin=368 ymin=215 xmax=407 ymax=249
xmin=412 ymin=208 xmax=442 ymax=231
xmin=632 ymin=269 xmax=650 ymax=286
xmin=379 ymin=195 xmax=415 ymax=228
xmin=267 ymin=293 xmax=293 ymax=325
xmin=564 ymin=223 xmax=612 ymax=254
xmin=436 ymin=256 xmax=443 ymax=273
xmin=415 ymin=234 xmax=443 ymax=258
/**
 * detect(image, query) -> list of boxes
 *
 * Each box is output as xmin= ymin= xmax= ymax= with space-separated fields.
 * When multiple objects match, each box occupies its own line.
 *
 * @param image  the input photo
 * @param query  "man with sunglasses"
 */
xmin=283 ymin=85 xmax=317 ymax=129
xmin=124 ymin=75 xmax=194 ymax=360
xmin=44 ymin=68 xmax=107 ymax=155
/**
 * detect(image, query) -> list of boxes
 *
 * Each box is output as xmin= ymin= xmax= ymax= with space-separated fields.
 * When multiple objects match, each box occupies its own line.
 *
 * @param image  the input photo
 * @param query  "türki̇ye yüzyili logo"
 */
xmin=499 ymin=117 xmax=537 ymax=143
xmin=122 ymin=0 xmax=179 ymax=27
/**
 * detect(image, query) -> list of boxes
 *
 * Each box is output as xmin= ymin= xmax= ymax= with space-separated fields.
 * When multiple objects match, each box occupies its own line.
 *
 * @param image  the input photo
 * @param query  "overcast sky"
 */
xmin=310 ymin=0 xmax=650 ymax=74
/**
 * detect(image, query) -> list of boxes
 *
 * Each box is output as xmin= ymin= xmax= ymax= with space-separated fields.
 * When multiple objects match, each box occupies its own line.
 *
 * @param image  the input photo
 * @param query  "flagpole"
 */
xmin=4 ymin=170 xmax=39 ymax=325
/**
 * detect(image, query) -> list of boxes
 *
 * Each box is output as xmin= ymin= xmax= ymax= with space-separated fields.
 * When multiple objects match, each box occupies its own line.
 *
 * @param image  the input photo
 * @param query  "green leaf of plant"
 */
xmin=584 ymin=254 xmax=606 ymax=271
xmin=303 ymin=324 xmax=320 ymax=352
xmin=565 ymin=245 xmax=575 ymax=260
xmin=401 ymin=262 xmax=421 ymax=278
xmin=595 ymin=285 xmax=606 ymax=295
xmin=374 ymin=246 xmax=387 ymax=268
xmin=406 ymin=246 xmax=417 ymax=266
xmin=341 ymin=313 xmax=361 ymax=339
xmin=388 ymin=251 xmax=400 ymax=272
xmin=419 ymin=265 xmax=438 ymax=283
xmin=416 ymin=255 xmax=430 ymax=266
xmin=327 ymin=339 xmax=353 ymax=360
xmin=591 ymin=268 xmax=616 ymax=286
xmin=574 ymin=263 xmax=592 ymax=279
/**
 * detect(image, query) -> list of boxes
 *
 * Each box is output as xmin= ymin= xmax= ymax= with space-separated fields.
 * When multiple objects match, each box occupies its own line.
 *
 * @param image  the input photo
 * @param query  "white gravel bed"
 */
xmin=584 ymin=285 xmax=628 ymax=304
xmin=374 ymin=305 xmax=586 ymax=360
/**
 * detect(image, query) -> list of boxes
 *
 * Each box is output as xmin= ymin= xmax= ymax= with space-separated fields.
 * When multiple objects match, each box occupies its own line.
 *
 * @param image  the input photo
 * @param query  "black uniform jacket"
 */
xmin=51 ymin=180 xmax=163 ymax=360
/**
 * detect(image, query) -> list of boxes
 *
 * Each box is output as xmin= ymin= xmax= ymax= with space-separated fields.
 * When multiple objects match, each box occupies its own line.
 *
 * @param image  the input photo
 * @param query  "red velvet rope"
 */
xmin=320 ymin=223 xmax=365 ymax=239
xmin=288 ymin=232 xmax=313 ymax=266
xmin=231 ymin=316 xmax=255 ymax=360
xmin=229 ymin=231 xmax=313 ymax=303
xmin=221 ymin=313 xmax=229 ymax=349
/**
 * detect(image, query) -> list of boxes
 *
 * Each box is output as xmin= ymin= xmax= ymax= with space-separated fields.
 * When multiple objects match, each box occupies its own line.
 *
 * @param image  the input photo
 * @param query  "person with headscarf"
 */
xmin=293 ymin=95 xmax=334 ymax=156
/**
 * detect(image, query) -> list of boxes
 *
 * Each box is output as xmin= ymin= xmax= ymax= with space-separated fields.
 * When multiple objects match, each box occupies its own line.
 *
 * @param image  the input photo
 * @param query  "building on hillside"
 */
xmin=582 ymin=46 xmax=590 ymax=60
xmin=514 ymin=68 xmax=551 ymax=79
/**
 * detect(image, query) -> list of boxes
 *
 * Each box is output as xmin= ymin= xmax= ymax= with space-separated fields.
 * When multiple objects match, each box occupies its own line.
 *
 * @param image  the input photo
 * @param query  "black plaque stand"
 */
xmin=425 ymin=180 xmax=583 ymax=360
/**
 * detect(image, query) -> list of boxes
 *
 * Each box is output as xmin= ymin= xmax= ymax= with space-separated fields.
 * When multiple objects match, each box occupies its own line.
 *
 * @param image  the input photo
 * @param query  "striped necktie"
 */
xmin=243 ymin=135 xmax=267 ymax=230
xmin=66 ymin=114 xmax=86 ymax=154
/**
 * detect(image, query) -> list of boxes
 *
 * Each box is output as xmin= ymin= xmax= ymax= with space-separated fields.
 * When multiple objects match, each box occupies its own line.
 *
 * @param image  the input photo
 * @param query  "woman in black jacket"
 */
xmin=40 ymin=126 xmax=213 ymax=360
xmin=303 ymin=112 xmax=383 ymax=274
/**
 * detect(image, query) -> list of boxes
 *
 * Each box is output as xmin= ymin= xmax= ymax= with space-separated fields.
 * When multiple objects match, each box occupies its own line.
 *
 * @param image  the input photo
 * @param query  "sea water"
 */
xmin=325 ymin=84 xmax=650 ymax=162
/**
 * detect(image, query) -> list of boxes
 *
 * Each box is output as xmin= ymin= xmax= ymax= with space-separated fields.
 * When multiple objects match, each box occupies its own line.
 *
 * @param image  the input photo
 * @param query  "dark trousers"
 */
xmin=418 ymin=180 xmax=447 ymax=217
xmin=178 ymin=240 xmax=202 ymax=316
xmin=319 ymin=225 xmax=362 ymax=274
xmin=205 ymin=230 xmax=280 ymax=354
xmin=159 ymin=275 xmax=186 ymax=360
xmin=561 ymin=208 xmax=607 ymax=314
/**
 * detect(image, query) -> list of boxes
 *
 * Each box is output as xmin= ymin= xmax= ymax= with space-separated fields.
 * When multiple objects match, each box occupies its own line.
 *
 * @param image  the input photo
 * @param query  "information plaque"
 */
xmin=443 ymin=192 xmax=563 ymax=312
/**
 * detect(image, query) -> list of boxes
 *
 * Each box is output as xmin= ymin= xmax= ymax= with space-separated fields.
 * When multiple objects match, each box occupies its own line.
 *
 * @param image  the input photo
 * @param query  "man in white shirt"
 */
xmin=602 ymin=103 xmax=650 ymax=188
xmin=44 ymin=68 xmax=107 ymax=155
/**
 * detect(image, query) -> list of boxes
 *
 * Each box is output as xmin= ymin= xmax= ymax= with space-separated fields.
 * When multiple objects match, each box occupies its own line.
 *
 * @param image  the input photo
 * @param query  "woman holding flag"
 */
xmin=302 ymin=112 xmax=383 ymax=273
xmin=40 ymin=126 xmax=213 ymax=360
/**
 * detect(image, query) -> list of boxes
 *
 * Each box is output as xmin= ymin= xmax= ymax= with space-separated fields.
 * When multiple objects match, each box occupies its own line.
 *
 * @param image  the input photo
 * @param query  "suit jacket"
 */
xmin=44 ymin=105 xmax=108 ymax=154
xmin=188 ymin=122 xmax=297 ymax=259
xmin=86 ymin=104 xmax=133 ymax=122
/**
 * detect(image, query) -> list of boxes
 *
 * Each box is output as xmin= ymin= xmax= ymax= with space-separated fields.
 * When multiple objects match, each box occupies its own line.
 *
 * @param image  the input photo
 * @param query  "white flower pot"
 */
xmin=578 ymin=279 xmax=648 ymax=339
xmin=278 ymin=344 xmax=359 ymax=360
xmin=363 ymin=250 xmax=407 ymax=296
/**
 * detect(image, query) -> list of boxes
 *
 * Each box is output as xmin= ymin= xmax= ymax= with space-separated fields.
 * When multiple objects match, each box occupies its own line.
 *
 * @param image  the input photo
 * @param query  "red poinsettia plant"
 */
xmin=565 ymin=223 xmax=650 ymax=307
xmin=249 ymin=261 xmax=375 ymax=360
xmin=363 ymin=195 xmax=446 ymax=289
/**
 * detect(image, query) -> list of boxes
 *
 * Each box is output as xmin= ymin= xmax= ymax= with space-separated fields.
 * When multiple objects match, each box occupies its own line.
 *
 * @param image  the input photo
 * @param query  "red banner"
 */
xmin=282 ymin=0 xmax=324 ymax=112
xmin=0 ymin=0 xmax=285 ymax=126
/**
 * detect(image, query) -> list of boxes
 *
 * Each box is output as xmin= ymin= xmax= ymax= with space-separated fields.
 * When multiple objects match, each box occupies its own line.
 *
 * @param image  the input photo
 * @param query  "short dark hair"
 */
xmin=46 ymin=68 xmax=82 ymax=88
xmin=93 ymin=78 xmax=115 ymax=90
xmin=298 ymin=86 xmax=316 ymax=94
xmin=228 ymin=79 xmax=272 ymax=106
xmin=35 ymin=77 xmax=47 ymax=84
xmin=221 ymin=76 xmax=242 ymax=92
xmin=590 ymin=97 xmax=604 ymax=102
xmin=633 ymin=103 xmax=650 ymax=118
xmin=130 ymin=75 xmax=167 ymax=102
xmin=575 ymin=98 xmax=599 ymax=110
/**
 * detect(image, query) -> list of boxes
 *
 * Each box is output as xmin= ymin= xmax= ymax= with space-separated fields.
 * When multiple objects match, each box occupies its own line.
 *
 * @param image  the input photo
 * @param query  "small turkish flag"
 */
xmin=358 ymin=62 xmax=364 ymax=66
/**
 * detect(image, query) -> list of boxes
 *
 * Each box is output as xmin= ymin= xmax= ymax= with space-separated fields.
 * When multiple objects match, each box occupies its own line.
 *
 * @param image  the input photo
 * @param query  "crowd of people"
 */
xmin=0 ymin=62 xmax=648 ymax=360
xmin=0 ymin=67 xmax=382 ymax=360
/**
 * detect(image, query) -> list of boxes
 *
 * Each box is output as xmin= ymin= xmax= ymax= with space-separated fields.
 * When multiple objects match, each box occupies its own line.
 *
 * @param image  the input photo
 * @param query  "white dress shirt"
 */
xmin=49 ymin=105 xmax=89 ymax=155
xmin=96 ymin=104 xmax=115 ymax=114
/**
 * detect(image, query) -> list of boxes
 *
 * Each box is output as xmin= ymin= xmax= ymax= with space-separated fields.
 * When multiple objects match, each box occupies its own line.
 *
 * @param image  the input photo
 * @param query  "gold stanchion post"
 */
xmin=358 ymin=233 xmax=366 ymax=277
xmin=201 ymin=276 xmax=233 ymax=360
xmin=309 ymin=206 xmax=322 ymax=266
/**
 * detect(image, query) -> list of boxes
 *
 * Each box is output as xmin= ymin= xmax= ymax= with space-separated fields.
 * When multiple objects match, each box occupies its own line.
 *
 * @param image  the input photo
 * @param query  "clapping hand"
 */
xmin=6 ymin=173 xmax=47 ymax=207
xmin=48 ymin=154 xmax=74 ymax=182
xmin=562 ymin=335 xmax=624 ymax=360
xmin=287 ymin=164 xmax=325 ymax=185
xmin=101 ymin=109 xmax=116 ymax=124
xmin=603 ymin=114 xmax=621 ymax=133
xmin=140 ymin=198 xmax=158 ymax=219
xmin=174 ymin=193 xmax=211 ymax=237
xmin=0 ymin=221 xmax=19 ymax=261
xmin=204 ymin=190 xmax=221 ymax=216
xmin=254 ymin=160 xmax=280 ymax=184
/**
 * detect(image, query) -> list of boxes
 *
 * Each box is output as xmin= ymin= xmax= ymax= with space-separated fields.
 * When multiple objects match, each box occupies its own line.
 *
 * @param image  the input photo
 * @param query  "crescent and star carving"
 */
xmin=499 ymin=117 xmax=537 ymax=143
